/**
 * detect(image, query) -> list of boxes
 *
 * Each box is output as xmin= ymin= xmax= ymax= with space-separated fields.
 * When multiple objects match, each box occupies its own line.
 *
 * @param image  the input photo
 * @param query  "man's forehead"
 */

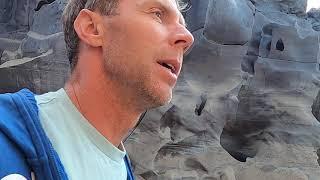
xmin=136 ymin=0 xmax=186 ymax=27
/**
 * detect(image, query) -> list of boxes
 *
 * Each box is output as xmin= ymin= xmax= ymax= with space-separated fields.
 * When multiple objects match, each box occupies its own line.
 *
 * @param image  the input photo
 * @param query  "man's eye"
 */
xmin=153 ymin=11 xmax=162 ymax=18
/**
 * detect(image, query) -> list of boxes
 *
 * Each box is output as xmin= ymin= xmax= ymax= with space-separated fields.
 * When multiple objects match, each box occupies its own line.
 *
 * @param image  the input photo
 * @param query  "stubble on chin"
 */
xmin=138 ymin=81 xmax=173 ymax=109
xmin=102 ymin=57 xmax=171 ymax=110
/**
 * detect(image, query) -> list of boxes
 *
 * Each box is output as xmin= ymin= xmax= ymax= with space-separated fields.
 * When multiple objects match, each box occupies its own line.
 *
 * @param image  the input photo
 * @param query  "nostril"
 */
xmin=175 ymin=39 xmax=187 ymax=45
xmin=174 ymin=39 xmax=190 ymax=52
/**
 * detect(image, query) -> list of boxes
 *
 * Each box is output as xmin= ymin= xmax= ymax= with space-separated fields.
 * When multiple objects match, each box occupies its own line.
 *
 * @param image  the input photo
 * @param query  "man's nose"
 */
xmin=169 ymin=25 xmax=194 ymax=53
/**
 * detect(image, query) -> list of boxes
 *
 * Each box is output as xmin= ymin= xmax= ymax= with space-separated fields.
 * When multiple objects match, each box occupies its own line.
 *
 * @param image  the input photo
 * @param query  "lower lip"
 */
xmin=157 ymin=63 xmax=177 ymax=85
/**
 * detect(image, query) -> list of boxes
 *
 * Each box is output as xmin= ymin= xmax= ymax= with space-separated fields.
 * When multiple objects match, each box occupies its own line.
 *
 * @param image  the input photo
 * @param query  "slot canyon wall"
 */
xmin=1 ymin=0 xmax=320 ymax=179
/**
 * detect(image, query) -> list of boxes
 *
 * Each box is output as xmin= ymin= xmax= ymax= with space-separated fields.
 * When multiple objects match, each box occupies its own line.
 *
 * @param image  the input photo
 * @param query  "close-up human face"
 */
xmin=100 ymin=0 xmax=194 ymax=109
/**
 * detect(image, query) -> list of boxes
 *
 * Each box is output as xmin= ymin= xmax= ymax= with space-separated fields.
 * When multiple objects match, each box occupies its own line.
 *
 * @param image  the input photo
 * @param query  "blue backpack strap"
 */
xmin=124 ymin=154 xmax=135 ymax=180
xmin=0 ymin=130 xmax=32 ymax=179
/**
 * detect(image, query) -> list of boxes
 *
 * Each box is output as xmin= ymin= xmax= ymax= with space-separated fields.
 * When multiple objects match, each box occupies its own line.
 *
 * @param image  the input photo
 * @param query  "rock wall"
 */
xmin=126 ymin=0 xmax=320 ymax=179
xmin=0 ymin=0 xmax=69 ymax=94
xmin=1 ymin=0 xmax=320 ymax=179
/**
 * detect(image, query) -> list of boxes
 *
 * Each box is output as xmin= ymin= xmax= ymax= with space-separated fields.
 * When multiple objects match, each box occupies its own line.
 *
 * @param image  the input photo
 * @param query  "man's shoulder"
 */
xmin=0 ymin=89 xmax=69 ymax=180
xmin=0 ymin=89 xmax=36 ymax=105
xmin=0 ymin=89 xmax=37 ymax=118
xmin=0 ymin=89 xmax=37 ymax=180
xmin=0 ymin=89 xmax=39 ymax=154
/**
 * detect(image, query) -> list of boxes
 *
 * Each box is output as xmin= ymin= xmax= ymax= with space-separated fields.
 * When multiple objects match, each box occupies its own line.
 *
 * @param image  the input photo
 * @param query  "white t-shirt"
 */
xmin=35 ymin=89 xmax=127 ymax=180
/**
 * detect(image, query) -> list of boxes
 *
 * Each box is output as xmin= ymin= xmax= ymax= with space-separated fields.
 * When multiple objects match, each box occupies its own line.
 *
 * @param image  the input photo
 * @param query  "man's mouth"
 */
xmin=157 ymin=59 xmax=180 ymax=75
xmin=160 ymin=62 xmax=175 ymax=74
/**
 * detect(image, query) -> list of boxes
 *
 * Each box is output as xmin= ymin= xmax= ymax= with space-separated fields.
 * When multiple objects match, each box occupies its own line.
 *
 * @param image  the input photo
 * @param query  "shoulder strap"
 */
xmin=124 ymin=154 xmax=135 ymax=180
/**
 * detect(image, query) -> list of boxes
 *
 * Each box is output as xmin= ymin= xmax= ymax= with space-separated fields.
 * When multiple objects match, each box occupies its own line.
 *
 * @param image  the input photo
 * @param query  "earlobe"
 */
xmin=73 ymin=9 xmax=103 ymax=47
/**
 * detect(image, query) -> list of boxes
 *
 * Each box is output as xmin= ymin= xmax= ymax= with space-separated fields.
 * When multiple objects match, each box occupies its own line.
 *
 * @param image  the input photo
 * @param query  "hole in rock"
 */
xmin=312 ymin=90 xmax=320 ymax=122
xmin=220 ymin=120 xmax=271 ymax=162
xmin=276 ymin=39 xmax=284 ymax=51
xmin=220 ymin=90 xmax=273 ymax=162
xmin=35 ymin=0 xmax=56 ymax=11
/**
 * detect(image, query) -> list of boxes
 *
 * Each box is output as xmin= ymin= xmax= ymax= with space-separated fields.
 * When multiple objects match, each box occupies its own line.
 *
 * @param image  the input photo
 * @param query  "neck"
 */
xmin=64 ymin=55 xmax=144 ymax=147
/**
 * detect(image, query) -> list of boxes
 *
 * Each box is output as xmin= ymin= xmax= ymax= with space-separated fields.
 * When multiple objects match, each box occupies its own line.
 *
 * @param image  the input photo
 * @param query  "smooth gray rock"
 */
xmin=203 ymin=0 xmax=255 ymax=45
xmin=184 ymin=0 xmax=210 ymax=32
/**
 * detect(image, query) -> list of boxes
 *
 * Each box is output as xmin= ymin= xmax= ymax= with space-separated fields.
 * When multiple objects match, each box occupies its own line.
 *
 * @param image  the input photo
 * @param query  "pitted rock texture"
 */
xmin=1 ymin=0 xmax=320 ymax=179
xmin=308 ymin=8 xmax=320 ymax=31
xmin=126 ymin=1 xmax=320 ymax=179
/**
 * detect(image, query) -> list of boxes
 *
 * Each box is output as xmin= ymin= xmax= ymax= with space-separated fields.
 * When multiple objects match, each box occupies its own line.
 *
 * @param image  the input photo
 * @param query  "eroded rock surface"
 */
xmin=127 ymin=0 xmax=320 ymax=179
xmin=1 ymin=0 xmax=320 ymax=179
xmin=0 ymin=0 xmax=69 ymax=93
xmin=308 ymin=8 xmax=320 ymax=31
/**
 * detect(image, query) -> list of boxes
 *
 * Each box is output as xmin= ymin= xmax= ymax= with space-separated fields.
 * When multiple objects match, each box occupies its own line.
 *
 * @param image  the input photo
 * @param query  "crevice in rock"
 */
xmin=317 ymin=148 xmax=320 ymax=166
xmin=222 ymin=41 xmax=249 ymax=46
xmin=249 ymin=0 xmax=256 ymax=5
xmin=180 ymin=0 xmax=192 ymax=13
xmin=140 ymin=171 xmax=159 ymax=180
xmin=266 ymin=41 xmax=271 ymax=51
xmin=241 ymin=54 xmax=258 ymax=74
xmin=34 ymin=0 xmax=56 ymax=11
xmin=312 ymin=90 xmax=320 ymax=122
xmin=195 ymin=94 xmax=207 ymax=116
xmin=0 ymin=49 xmax=3 ymax=63
xmin=276 ymin=38 xmax=284 ymax=51
xmin=184 ymin=158 xmax=208 ymax=174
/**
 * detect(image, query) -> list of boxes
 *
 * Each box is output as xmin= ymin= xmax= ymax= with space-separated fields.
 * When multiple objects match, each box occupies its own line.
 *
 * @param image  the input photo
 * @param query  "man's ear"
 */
xmin=74 ymin=9 xmax=104 ymax=47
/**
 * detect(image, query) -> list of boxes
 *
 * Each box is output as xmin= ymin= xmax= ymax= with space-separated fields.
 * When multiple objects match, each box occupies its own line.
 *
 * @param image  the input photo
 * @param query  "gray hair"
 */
xmin=62 ymin=0 xmax=187 ymax=71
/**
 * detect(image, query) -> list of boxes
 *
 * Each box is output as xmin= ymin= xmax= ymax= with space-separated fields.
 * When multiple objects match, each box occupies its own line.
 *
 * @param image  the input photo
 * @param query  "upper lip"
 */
xmin=157 ymin=59 xmax=181 ymax=75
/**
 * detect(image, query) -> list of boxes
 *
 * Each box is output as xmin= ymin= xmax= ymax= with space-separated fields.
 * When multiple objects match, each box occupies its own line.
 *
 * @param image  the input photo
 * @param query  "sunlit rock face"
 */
xmin=1 ymin=0 xmax=320 ymax=179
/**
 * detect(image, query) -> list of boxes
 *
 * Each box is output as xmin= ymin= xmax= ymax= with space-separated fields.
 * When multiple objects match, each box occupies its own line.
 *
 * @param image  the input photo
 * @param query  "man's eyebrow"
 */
xmin=140 ymin=0 xmax=187 ymax=27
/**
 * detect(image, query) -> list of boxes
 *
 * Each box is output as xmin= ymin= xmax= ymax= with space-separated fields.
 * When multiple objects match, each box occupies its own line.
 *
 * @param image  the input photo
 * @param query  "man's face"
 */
xmin=100 ymin=0 xmax=194 ymax=109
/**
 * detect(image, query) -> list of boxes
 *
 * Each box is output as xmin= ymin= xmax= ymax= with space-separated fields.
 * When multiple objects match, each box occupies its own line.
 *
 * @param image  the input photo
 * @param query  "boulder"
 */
xmin=203 ymin=0 xmax=255 ymax=45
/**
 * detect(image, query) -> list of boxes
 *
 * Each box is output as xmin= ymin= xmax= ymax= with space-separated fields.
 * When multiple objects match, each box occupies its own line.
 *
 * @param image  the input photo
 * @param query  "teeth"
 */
xmin=167 ymin=64 xmax=175 ymax=72
xmin=160 ymin=62 xmax=175 ymax=74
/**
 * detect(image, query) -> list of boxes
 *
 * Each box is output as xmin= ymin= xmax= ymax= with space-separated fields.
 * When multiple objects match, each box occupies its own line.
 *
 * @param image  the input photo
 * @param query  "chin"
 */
xmin=146 ymin=90 xmax=172 ymax=109
xmin=156 ymin=91 xmax=173 ymax=107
